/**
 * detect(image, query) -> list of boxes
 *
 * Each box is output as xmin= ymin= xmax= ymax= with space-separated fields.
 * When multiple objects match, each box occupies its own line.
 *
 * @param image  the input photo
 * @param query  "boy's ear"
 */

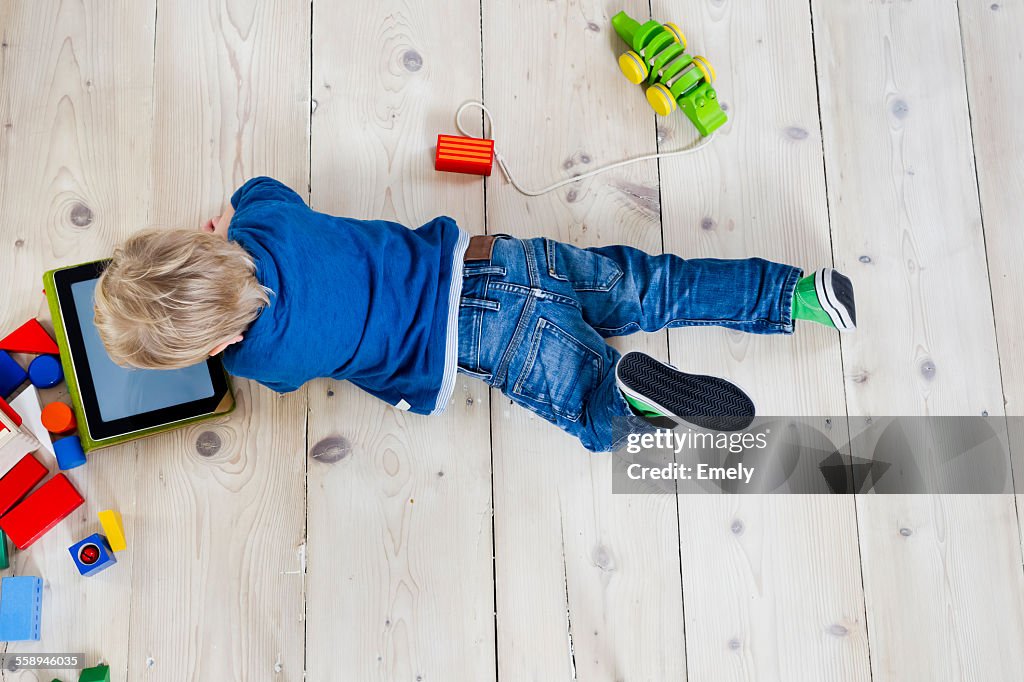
xmin=209 ymin=335 xmax=244 ymax=357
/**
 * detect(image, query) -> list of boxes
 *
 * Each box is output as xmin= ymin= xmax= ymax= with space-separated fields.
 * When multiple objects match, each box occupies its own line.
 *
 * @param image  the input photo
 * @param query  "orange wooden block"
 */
xmin=40 ymin=402 xmax=75 ymax=435
xmin=435 ymin=134 xmax=494 ymax=176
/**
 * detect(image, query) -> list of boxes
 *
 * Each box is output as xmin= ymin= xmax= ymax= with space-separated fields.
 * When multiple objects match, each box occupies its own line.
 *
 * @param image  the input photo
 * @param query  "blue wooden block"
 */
xmin=27 ymin=355 xmax=63 ymax=389
xmin=0 ymin=351 xmax=27 ymax=400
xmin=54 ymin=435 xmax=87 ymax=470
xmin=68 ymin=533 xmax=116 ymax=577
xmin=0 ymin=575 xmax=42 ymax=641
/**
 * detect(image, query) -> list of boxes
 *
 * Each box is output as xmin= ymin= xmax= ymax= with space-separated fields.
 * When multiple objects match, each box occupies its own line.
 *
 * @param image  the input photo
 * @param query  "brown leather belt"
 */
xmin=464 ymin=234 xmax=498 ymax=262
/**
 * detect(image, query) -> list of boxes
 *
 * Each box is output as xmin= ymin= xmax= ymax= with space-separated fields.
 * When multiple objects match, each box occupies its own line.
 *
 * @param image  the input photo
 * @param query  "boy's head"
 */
xmin=94 ymin=228 xmax=269 ymax=370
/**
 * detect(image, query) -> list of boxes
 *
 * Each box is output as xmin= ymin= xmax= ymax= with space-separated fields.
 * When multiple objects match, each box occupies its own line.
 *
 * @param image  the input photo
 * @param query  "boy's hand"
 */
xmin=200 ymin=203 xmax=235 ymax=239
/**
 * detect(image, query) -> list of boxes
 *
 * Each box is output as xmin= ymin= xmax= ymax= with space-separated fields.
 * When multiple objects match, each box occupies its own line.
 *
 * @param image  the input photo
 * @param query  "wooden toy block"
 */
xmin=78 ymin=663 xmax=110 ymax=682
xmin=0 ymin=530 xmax=8 ymax=570
xmin=0 ymin=474 xmax=84 ymax=549
xmin=0 ymin=453 xmax=47 ymax=516
xmin=435 ymin=134 xmax=495 ymax=176
xmin=0 ymin=413 xmax=39 ymax=475
xmin=68 ymin=533 xmax=117 ymax=577
xmin=0 ymin=575 xmax=42 ymax=641
xmin=0 ymin=319 xmax=59 ymax=356
xmin=0 ymin=351 xmax=28 ymax=400
xmin=41 ymin=401 xmax=75 ymax=435
xmin=0 ymin=396 xmax=20 ymax=427
xmin=54 ymin=435 xmax=87 ymax=470
xmin=28 ymin=355 xmax=63 ymax=389
xmin=9 ymin=387 xmax=55 ymax=460
xmin=97 ymin=509 xmax=126 ymax=551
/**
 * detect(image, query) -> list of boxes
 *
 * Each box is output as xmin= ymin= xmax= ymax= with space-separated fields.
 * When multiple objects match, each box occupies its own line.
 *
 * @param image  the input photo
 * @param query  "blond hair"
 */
xmin=94 ymin=228 xmax=269 ymax=369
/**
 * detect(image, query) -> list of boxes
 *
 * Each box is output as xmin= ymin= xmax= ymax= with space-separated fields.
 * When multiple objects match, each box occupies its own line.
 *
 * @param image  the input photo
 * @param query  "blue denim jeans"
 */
xmin=456 ymin=236 xmax=801 ymax=452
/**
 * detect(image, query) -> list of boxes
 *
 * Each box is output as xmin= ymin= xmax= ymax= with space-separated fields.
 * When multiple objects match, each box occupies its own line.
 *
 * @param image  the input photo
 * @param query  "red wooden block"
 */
xmin=0 ymin=453 xmax=47 ymax=516
xmin=0 ymin=320 xmax=59 ymax=356
xmin=0 ymin=474 xmax=83 ymax=549
xmin=435 ymin=134 xmax=495 ymax=176
xmin=0 ymin=396 xmax=22 ymax=428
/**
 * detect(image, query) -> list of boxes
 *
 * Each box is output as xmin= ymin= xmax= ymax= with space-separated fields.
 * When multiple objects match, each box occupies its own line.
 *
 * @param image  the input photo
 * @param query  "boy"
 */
xmin=94 ymin=176 xmax=855 ymax=452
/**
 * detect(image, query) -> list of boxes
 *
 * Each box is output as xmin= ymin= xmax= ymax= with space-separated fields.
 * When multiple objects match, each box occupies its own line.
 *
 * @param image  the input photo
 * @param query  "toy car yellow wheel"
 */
xmin=692 ymin=55 xmax=716 ymax=84
xmin=645 ymin=83 xmax=677 ymax=116
xmin=663 ymin=22 xmax=687 ymax=50
xmin=618 ymin=51 xmax=648 ymax=84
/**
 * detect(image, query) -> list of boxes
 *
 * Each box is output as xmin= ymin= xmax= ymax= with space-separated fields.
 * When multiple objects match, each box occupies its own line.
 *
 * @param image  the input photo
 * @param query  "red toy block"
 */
xmin=0 ymin=474 xmax=83 ymax=549
xmin=0 ymin=396 xmax=22 ymax=428
xmin=0 ymin=319 xmax=59 ymax=356
xmin=435 ymin=135 xmax=495 ymax=176
xmin=0 ymin=453 xmax=47 ymax=516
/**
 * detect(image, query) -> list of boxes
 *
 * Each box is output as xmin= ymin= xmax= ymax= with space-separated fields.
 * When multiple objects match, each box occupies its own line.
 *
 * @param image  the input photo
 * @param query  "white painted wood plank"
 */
xmin=0 ymin=2 xmax=153 ymax=677
xmin=306 ymin=1 xmax=495 ymax=680
xmin=959 ymin=0 xmax=1024 ymax=549
xmin=483 ymin=1 xmax=687 ymax=679
xmin=812 ymin=0 xmax=1024 ymax=679
xmin=652 ymin=1 xmax=870 ymax=678
xmin=127 ymin=1 xmax=310 ymax=679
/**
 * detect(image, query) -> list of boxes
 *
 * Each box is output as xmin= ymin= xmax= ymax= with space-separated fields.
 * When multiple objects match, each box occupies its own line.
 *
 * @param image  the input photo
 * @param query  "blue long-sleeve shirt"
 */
xmin=222 ymin=176 xmax=469 ymax=415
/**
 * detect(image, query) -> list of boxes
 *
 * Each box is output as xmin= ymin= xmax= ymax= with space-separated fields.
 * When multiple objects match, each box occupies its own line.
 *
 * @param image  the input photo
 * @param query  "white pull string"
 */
xmin=455 ymin=100 xmax=717 ymax=197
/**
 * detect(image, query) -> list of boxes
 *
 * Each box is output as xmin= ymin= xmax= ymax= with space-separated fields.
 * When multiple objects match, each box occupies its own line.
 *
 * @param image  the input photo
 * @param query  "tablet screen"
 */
xmin=70 ymin=278 xmax=216 ymax=422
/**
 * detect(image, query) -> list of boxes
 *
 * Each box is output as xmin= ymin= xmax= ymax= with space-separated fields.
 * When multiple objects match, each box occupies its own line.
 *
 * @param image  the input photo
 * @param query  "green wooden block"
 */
xmin=78 ymin=664 xmax=109 ymax=682
xmin=0 ymin=529 xmax=9 ymax=570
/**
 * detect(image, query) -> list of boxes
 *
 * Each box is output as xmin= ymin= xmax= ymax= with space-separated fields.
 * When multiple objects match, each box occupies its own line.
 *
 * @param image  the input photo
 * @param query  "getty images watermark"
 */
xmin=622 ymin=427 xmax=770 ymax=484
xmin=612 ymin=416 xmax=1024 ymax=494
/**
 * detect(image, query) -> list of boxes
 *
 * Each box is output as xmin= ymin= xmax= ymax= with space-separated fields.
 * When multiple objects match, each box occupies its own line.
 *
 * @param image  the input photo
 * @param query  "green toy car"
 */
xmin=611 ymin=10 xmax=727 ymax=136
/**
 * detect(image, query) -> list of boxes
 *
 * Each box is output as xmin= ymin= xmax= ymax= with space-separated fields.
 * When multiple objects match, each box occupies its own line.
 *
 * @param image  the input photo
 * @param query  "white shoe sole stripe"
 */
xmin=816 ymin=268 xmax=855 ymax=331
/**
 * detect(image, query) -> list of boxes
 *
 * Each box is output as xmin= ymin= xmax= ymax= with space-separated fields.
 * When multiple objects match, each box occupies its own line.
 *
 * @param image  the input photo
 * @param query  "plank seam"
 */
xmin=952 ymin=0 xmax=1024 ymax=574
xmin=643 ymin=0 xmax=690 ymax=678
xmin=806 ymin=1 xmax=875 ymax=679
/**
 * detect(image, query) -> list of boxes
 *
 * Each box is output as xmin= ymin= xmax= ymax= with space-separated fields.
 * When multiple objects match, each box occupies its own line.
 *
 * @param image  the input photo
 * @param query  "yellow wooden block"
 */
xmin=97 ymin=509 xmax=126 ymax=552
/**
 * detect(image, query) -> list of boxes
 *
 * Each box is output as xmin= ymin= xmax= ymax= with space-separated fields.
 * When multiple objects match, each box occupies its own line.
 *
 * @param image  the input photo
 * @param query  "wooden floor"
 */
xmin=1 ymin=1 xmax=1023 ymax=680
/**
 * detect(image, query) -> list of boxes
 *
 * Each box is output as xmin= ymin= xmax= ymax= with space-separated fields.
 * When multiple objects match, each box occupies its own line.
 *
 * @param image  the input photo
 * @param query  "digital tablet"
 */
xmin=44 ymin=261 xmax=234 ymax=451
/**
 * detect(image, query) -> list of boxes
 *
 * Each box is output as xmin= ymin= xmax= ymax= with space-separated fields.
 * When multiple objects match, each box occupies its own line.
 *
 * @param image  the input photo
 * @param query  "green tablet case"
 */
xmin=43 ymin=265 xmax=235 ymax=452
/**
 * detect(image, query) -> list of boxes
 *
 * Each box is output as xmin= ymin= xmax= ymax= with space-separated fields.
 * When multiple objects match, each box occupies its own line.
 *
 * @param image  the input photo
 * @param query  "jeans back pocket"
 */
xmin=544 ymin=238 xmax=623 ymax=292
xmin=511 ymin=318 xmax=601 ymax=423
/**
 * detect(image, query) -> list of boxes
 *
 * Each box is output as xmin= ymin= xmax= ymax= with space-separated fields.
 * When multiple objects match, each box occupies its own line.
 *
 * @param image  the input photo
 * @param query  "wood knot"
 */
xmin=728 ymin=638 xmax=741 ymax=650
xmin=991 ymin=3 xmax=1000 ymax=10
xmin=195 ymin=430 xmax=222 ymax=457
xmin=586 ymin=21 xmax=600 ymax=32
xmin=730 ymin=519 xmax=744 ymax=535
xmin=828 ymin=624 xmax=849 ymax=637
xmin=859 ymin=255 xmax=872 ymax=264
xmin=701 ymin=216 xmax=717 ymax=231
xmin=402 ymin=50 xmax=423 ymax=72
xmin=14 ymin=239 xmax=24 ymax=248
xmin=656 ymin=124 xmax=671 ymax=144
xmin=890 ymin=98 xmax=910 ymax=120
xmin=565 ymin=188 xmax=579 ymax=203
xmin=310 ymin=436 xmax=351 ymax=463
xmin=899 ymin=527 xmax=913 ymax=537
xmin=69 ymin=202 xmax=94 ymax=228
xmin=785 ymin=126 xmax=809 ymax=140
xmin=919 ymin=359 xmax=936 ymax=381
xmin=591 ymin=544 xmax=615 ymax=572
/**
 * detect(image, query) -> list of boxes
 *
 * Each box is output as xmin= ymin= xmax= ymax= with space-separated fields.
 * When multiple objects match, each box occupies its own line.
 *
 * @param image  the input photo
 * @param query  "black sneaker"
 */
xmin=616 ymin=351 xmax=755 ymax=431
